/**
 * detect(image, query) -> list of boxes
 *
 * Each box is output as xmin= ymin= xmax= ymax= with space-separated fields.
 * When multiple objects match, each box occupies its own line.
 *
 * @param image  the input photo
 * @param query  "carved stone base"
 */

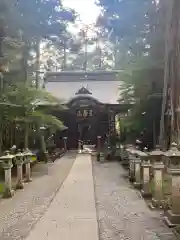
xmin=3 ymin=188 xmax=14 ymax=198
xmin=149 ymin=198 xmax=163 ymax=209
xmin=129 ymin=175 xmax=135 ymax=182
xmin=122 ymin=160 xmax=129 ymax=166
xmin=164 ymin=210 xmax=180 ymax=227
xmin=133 ymin=182 xmax=141 ymax=189
xmin=16 ymin=181 xmax=24 ymax=190
xmin=141 ymin=189 xmax=152 ymax=199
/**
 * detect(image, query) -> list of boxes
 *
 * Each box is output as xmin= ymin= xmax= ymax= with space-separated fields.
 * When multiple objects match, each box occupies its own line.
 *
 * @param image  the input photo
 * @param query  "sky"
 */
xmin=63 ymin=0 xmax=100 ymax=24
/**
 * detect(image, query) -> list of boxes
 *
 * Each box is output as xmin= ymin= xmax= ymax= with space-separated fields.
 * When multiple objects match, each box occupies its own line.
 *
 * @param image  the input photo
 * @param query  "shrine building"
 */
xmin=44 ymin=70 xmax=132 ymax=149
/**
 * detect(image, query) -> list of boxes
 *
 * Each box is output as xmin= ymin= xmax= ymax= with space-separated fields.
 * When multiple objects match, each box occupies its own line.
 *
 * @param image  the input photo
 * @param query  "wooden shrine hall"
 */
xmin=44 ymin=70 xmax=131 ymax=149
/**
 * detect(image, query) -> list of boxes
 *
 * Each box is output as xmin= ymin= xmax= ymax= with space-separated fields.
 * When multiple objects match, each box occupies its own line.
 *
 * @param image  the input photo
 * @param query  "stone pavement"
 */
xmin=0 ymin=151 xmax=76 ymax=240
xmin=93 ymin=160 xmax=176 ymax=240
xmin=1 ymin=153 xmax=176 ymax=240
xmin=25 ymin=154 xmax=99 ymax=240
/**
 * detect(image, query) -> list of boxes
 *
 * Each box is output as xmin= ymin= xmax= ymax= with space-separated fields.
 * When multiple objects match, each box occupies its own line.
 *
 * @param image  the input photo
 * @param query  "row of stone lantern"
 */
xmin=0 ymin=149 xmax=33 ymax=198
xmin=126 ymin=142 xmax=180 ymax=226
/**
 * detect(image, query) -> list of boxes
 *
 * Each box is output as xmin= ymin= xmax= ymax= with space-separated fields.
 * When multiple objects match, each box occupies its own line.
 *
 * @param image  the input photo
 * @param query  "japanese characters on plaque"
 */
xmin=76 ymin=109 xmax=93 ymax=118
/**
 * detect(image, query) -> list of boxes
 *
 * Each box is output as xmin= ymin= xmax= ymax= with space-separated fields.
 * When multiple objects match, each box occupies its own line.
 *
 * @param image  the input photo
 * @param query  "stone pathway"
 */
xmin=0 ymin=153 xmax=177 ymax=240
xmin=93 ymin=160 xmax=176 ymax=240
xmin=0 ymin=152 xmax=76 ymax=240
xmin=25 ymin=154 xmax=99 ymax=240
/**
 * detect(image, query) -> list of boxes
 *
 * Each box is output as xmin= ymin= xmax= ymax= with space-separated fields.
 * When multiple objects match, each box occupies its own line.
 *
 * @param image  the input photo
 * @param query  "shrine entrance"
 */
xmin=78 ymin=122 xmax=92 ymax=142
xmin=69 ymin=96 xmax=103 ymax=147
xmin=50 ymin=86 xmax=132 ymax=150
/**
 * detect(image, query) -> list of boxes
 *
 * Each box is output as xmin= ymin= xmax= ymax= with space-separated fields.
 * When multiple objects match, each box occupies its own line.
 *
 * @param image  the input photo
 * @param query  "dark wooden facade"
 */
xmin=44 ymin=71 xmax=132 ymax=149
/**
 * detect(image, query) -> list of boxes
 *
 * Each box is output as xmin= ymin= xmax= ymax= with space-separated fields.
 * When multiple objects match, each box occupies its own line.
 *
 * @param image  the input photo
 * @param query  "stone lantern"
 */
xmin=63 ymin=137 xmax=67 ymax=152
xmin=97 ymin=136 xmax=101 ymax=152
xmin=149 ymin=145 xmax=164 ymax=208
xmin=96 ymin=136 xmax=102 ymax=162
xmin=149 ymin=145 xmax=163 ymax=164
xmin=120 ymin=144 xmax=125 ymax=160
xmin=78 ymin=140 xmax=82 ymax=153
xmin=127 ymin=146 xmax=137 ymax=182
xmin=0 ymin=151 xmax=15 ymax=198
xmin=133 ymin=150 xmax=143 ymax=188
xmin=164 ymin=142 xmax=180 ymax=168
xmin=140 ymin=149 xmax=151 ymax=198
xmin=15 ymin=150 xmax=24 ymax=189
xmin=23 ymin=149 xmax=33 ymax=183
xmin=164 ymin=142 xmax=180 ymax=226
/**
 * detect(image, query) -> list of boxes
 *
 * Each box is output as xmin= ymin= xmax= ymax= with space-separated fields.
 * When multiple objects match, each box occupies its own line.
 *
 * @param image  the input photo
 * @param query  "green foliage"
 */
xmin=5 ymin=0 xmax=76 ymax=40
xmin=0 ymin=0 xmax=77 ymax=75
xmin=119 ymin=68 xmax=163 ymax=145
xmin=96 ymin=0 xmax=166 ymax=68
xmin=1 ymin=83 xmax=65 ymax=131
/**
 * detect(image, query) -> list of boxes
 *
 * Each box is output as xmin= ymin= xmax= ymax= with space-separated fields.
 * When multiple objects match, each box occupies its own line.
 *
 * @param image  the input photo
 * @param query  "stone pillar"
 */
xmin=97 ymin=136 xmax=102 ymax=161
xmin=63 ymin=137 xmax=67 ymax=152
xmin=15 ymin=150 xmax=24 ymax=190
xmin=151 ymin=162 xmax=164 ymax=207
xmin=164 ymin=143 xmax=180 ymax=226
xmin=164 ymin=169 xmax=180 ymax=226
xmin=97 ymin=136 xmax=101 ymax=152
xmin=126 ymin=146 xmax=136 ymax=182
xmin=140 ymin=151 xmax=152 ymax=198
xmin=0 ymin=151 xmax=14 ymax=198
xmin=24 ymin=150 xmax=32 ymax=183
xmin=149 ymin=145 xmax=164 ymax=207
xmin=78 ymin=140 xmax=82 ymax=153
xmin=133 ymin=151 xmax=142 ymax=188
xmin=120 ymin=144 xmax=125 ymax=161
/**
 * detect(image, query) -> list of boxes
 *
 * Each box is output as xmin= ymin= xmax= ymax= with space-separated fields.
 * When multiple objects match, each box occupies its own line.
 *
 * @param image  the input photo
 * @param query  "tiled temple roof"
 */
xmin=45 ymin=81 xmax=121 ymax=104
xmin=44 ymin=70 xmax=122 ymax=104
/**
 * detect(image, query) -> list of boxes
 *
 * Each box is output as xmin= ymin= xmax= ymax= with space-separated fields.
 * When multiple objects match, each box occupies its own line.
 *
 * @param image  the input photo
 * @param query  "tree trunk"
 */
xmin=24 ymin=123 xmax=29 ymax=149
xmin=21 ymin=44 xmax=29 ymax=83
xmin=0 ymin=128 xmax=3 ymax=155
xmin=35 ymin=38 xmax=40 ymax=89
xmin=62 ymin=42 xmax=67 ymax=70
xmin=40 ymin=135 xmax=46 ymax=152
xmin=159 ymin=0 xmax=180 ymax=148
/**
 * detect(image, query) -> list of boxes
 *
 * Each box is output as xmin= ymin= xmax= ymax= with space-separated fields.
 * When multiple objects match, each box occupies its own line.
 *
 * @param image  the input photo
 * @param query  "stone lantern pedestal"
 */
xmin=128 ymin=148 xmax=137 ymax=182
xmin=164 ymin=169 xmax=180 ymax=226
xmin=140 ymin=151 xmax=152 ymax=198
xmin=133 ymin=151 xmax=142 ymax=189
xmin=97 ymin=136 xmax=103 ymax=161
xmin=0 ymin=151 xmax=15 ymax=198
xmin=151 ymin=162 xmax=164 ymax=208
xmin=63 ymin=137 xmax=67 ymax=152
xmin=97 ymin=136 xmax=101 ymax=152
xmin=24 ymin=150 xmax=33 ymax=183
xmin=121 ymin=144 xmax=131 ymax=167
xmin=78 ymin=140 xmax=82 ymax=153
xmin=163 ymin=143 xmax=180 ymax=226
xmin=15 ymin=150 xmax=24 ymax=189
xmin=149 ymin=146 xmax=164 ymax=208
xmin=120 ymin=144 xmax=125 ymax=160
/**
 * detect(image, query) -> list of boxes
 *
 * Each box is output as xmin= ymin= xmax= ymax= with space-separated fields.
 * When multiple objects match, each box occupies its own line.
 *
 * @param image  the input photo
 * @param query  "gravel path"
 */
xmin=0 ymin=151 xmax=76 ymax=240
xmin=93 ymin=160 xmax=176 ymax=240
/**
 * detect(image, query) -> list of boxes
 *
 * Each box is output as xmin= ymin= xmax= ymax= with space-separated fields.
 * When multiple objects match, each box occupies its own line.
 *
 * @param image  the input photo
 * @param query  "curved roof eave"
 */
xmin=67 ymin=94 xmax=101 ymax=105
